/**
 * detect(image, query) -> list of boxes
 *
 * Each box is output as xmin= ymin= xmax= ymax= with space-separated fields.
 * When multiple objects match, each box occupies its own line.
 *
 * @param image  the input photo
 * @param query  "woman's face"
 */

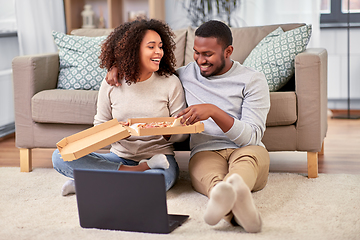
xmin=139 ymin=30 xmax=164 ymax=78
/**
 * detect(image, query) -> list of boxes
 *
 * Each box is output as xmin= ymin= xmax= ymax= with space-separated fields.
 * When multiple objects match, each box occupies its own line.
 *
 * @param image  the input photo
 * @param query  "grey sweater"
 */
xmin=177 ymin=61 xmax=270 ymax=157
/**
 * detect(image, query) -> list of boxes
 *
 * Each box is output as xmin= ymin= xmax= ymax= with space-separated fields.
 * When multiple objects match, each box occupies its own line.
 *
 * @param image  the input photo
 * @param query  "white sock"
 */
xmin=226 ymin=174 xmax=262 ymax=233
xmin=61 ymin=179 xmax=76 ymax=196
xmin=139 ymin=154 xmax=169 ymax=169
xmin=203 ymin=181 xmax=236 ymax=226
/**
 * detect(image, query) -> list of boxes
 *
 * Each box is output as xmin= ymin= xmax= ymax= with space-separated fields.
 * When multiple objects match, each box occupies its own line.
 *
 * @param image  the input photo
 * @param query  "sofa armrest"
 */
xmin=295 ymin=48 xmax=328 ymax=152
xmin=12 ymin=53 xmax=59 ymax=148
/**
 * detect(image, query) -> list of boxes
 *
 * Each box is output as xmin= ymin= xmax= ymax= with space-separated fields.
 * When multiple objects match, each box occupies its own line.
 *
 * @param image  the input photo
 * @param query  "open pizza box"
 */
xmin=57 ymin=117 xmax=204 ymax=161
xmin=56 ymin=119 xmax=130 ymax=162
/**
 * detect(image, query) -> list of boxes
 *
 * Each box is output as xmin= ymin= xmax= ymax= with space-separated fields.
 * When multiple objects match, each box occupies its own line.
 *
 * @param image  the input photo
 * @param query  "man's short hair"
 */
xmin=195 ymin=20 xmax=233 ymax=49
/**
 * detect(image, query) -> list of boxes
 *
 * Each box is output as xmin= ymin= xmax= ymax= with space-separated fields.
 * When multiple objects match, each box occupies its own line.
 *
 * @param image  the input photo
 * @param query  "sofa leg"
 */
xmin=307 ymin=152 xmax=318 ymax=178
xmin=20 ymin=148 xmax=32 ymax=172
xmin=318 ymin=141 xmax=324 ymax=155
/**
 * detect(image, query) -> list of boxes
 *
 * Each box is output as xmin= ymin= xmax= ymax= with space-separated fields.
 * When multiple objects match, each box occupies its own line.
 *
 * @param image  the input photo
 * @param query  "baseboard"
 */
xmin=328 ymin=99 xmax=360 ymax=110
xmin=0 ymin=122 xmax=15 ymax=139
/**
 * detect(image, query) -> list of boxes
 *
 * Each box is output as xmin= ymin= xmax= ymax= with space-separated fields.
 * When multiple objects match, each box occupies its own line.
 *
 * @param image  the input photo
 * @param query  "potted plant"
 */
xmin=181 ymin=0 xmax=241 ymax=27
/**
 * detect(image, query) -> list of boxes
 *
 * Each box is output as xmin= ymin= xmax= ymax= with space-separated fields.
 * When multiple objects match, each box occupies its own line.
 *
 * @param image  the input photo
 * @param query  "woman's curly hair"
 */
xmin=99 ymin=18 xmax=177 ymax=85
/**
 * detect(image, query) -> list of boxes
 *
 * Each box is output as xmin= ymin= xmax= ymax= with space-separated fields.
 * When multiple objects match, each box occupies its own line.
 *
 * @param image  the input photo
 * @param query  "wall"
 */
xmin=0 ymin=0 xmax=17 ymax=136
xmin=321 ymin=28 xmax=360 ymax=109
xmin=0 ymin=34 xmax=18 ymax=136
xmin=165 ymin=0 xmax=360 ymax=110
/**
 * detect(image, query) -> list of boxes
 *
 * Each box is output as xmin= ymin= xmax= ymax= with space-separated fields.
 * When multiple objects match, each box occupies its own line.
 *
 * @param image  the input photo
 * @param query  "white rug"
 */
xmin=0 ymin=167 xmax=359 ymax=240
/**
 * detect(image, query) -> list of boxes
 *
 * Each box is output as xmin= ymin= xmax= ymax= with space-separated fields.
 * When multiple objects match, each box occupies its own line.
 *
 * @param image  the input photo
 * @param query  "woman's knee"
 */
xmin=52 ymin=149 xmax=62 ymax=167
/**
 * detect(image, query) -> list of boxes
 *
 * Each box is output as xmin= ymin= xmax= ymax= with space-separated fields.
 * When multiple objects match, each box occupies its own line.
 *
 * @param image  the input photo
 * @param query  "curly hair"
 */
xmin=99 ymin=18 xmax=177 ymax=85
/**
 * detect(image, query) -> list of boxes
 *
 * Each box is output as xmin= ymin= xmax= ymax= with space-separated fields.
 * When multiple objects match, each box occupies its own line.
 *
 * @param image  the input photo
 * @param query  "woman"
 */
xmin=52 ymin=18 xmax=187 ymax=196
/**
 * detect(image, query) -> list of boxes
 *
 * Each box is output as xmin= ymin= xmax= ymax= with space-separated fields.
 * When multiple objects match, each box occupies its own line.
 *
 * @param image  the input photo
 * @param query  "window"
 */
xmin=0 ymin=0 xmax=17 ymax=36
xmin=320 ymin=0 xmax=360 ymax=27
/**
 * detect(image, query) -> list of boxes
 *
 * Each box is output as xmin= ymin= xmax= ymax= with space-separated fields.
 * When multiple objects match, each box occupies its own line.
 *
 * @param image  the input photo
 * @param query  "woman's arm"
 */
xmin=93 ymin=79 xmax=114 ymax=126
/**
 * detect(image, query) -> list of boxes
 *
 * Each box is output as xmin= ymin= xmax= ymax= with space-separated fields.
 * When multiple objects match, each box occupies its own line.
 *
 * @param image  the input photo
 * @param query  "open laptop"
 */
xmin=73 ymin=169 xmax=189 ymax=234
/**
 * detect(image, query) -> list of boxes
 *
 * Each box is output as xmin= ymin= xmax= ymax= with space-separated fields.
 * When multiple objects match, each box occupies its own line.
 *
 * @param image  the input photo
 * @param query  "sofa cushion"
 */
xmin=173 ymin=29 xmax=187 ymax=68
xmin=266 ymin=92 xmax=297 ymax=127
xmin=243 ymin=25 xmax=312 ymax=91
xmin=185 ymin=23 xmax=305 ymax=65
xmin=32 ymin=89 xmax=98 ymax=125
xmin=31 ymin=89 xmax=295 ymax=127
xmin=52 ymin=31 xmax=107 ymax=90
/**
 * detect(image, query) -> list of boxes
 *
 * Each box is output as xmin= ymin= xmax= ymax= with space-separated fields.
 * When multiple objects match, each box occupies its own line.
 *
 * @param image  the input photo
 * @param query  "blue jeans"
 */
xmin=52 ymin=149 xmax=179 ymax=191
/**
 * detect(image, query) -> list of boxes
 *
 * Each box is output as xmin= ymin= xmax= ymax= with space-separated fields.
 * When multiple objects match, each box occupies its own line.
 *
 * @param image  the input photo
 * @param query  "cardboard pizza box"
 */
xmin=126 ymin=117 xmax=204 ymax=136
xmin=56 ymin=118 xmax=130 ymax=161
xmin=57 ymin=117 xmax=204 ymax=162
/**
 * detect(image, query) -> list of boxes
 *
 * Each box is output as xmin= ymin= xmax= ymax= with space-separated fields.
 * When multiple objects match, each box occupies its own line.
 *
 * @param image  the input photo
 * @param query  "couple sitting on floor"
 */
xmin=52 ymin=19 xmax=270 ymax=233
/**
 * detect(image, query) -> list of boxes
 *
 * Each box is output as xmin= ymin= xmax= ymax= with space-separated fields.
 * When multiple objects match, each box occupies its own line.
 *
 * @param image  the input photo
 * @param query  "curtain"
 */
xmin=15 ymin=0 xmax=66 ymax=55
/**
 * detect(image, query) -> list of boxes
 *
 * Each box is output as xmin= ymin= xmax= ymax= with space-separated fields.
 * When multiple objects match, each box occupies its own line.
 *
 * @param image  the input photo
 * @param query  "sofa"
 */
xmin=12 ymin=23 xmax=328 ymax=178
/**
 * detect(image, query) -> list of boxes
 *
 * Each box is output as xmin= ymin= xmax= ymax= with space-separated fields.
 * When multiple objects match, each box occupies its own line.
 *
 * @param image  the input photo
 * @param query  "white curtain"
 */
xmin=15 ymin=0 xmax=66 ymax=55
xmin=166 ymin=0 xmax=321 ymax=47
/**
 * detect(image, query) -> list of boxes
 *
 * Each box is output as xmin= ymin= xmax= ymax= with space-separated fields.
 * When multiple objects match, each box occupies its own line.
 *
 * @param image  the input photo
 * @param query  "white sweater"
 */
xmin=94 ymin=72 xmax=187 ymax=161
xmin=177 ymin=61 xmax=270 ymax=157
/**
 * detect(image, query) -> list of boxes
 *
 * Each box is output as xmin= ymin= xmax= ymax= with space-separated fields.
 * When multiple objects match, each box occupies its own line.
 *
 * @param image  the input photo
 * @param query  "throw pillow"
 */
xmin=52 ymin=31 xmax=107 ymax=90
xmin=243 ymin=25 xmax=312 ymax=91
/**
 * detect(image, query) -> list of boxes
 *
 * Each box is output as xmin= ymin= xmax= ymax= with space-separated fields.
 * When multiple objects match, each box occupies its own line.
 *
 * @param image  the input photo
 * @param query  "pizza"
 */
xmin=136 ymin=118 xmax=184 ymax=129
xmin=137 ymin=121 xmax=173 ymax=129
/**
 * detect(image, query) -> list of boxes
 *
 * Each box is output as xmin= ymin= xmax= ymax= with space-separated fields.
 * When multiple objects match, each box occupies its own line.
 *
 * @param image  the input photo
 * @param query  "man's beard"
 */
xmin=199 ymin=56 xmax=225 ymax=77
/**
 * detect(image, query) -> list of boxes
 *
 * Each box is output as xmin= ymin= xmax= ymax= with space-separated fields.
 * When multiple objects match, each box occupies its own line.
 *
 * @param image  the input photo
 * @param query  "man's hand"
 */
xmin=177 ymin=104 xmax=215 ymax=125
xmin=176 ymin=104 xmax=234 ymax=133
xmin=105 ymin=67 xmax=121 ymax=86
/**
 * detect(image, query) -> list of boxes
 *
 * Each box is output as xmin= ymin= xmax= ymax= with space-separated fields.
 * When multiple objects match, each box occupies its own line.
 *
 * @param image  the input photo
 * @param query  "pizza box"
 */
xmin=125 ymin=117 xmax=204 ymax=136
xmin=57 ymin=117 xmax=204 ymax=162
xmin=56 ymin=118 xmax=130 ymax=162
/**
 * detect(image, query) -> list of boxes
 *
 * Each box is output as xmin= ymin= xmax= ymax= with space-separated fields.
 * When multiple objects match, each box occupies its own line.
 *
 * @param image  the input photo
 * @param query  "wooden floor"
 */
xmin=1 ymin=110 xmax=360 ymax=175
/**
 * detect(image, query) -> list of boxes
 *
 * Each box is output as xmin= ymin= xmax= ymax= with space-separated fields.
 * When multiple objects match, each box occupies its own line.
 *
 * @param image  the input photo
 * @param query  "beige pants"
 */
xmin=189 ymin=145 xmax=270 ymax=223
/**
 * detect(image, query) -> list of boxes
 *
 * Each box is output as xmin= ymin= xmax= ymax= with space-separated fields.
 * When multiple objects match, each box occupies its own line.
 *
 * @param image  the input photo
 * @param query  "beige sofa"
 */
xmin=12 ymin=23 xmax=327 ymax=178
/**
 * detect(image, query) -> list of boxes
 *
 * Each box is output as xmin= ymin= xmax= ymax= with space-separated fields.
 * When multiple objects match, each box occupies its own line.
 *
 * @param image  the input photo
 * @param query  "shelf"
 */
xmin=64 ymin=0 xmax=165 ymax=34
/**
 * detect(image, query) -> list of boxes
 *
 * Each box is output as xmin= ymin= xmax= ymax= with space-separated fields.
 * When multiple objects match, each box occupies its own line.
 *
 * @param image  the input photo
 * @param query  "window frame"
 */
xmin=321 ymin=0 xmax=360 ymax=28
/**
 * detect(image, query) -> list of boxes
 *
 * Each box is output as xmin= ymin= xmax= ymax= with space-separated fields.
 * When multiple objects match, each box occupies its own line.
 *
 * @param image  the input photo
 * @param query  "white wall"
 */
xmin=0 ymin=0 xmax=17 ymax=131
xmin=321 ymin=28 xmax=360 ymax=109
xmin=0 ymin=36 xmax=17 ymax=128
xmin=166 ymin=0 xmax=360 ymax=110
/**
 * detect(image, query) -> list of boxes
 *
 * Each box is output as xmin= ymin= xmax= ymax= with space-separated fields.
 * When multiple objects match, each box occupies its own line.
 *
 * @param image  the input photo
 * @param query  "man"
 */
xmin=106 ymin=20 xmax=270 ymax=233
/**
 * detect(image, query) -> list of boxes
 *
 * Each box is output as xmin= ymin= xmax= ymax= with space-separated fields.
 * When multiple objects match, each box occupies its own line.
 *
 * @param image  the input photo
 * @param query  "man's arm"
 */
xmin=177 ymin=104 xmax=234 ymax=133
xmin=105 ymin=67 xmax=121 ymax=86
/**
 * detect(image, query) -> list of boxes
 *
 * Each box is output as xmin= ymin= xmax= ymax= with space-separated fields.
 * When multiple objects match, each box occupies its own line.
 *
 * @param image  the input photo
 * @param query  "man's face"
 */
xmin=193 ymin=36 xmax=226 ymax=77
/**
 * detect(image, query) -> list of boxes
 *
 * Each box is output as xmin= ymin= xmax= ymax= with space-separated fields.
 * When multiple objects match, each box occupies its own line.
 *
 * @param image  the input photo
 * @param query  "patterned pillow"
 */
xmin=243 ymin=25 xmax=312 ymax=91
xmin=52 ymin=31 xmax=107 ymax=90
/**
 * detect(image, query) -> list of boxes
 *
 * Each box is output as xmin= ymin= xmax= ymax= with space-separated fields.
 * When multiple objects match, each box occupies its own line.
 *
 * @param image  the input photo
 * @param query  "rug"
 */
xmin=0 ymin=167 xmax=359 ymax=240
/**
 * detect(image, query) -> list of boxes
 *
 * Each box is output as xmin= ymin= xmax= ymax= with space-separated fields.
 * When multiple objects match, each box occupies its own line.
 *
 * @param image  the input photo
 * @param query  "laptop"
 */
xmin=73 ymin=169 xmax=189 ymax=234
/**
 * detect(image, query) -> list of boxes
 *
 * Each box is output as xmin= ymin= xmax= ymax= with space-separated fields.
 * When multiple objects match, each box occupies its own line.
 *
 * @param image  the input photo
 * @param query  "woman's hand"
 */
xmin=118 ymin=121 xmax=129 ymax=126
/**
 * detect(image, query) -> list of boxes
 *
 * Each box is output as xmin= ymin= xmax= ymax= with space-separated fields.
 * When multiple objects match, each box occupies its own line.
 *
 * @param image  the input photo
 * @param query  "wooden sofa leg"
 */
xmin=20 ymin=148 xmax=32 ymax=172
xmin=307 ymin=152 xmax=318 ymax=178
